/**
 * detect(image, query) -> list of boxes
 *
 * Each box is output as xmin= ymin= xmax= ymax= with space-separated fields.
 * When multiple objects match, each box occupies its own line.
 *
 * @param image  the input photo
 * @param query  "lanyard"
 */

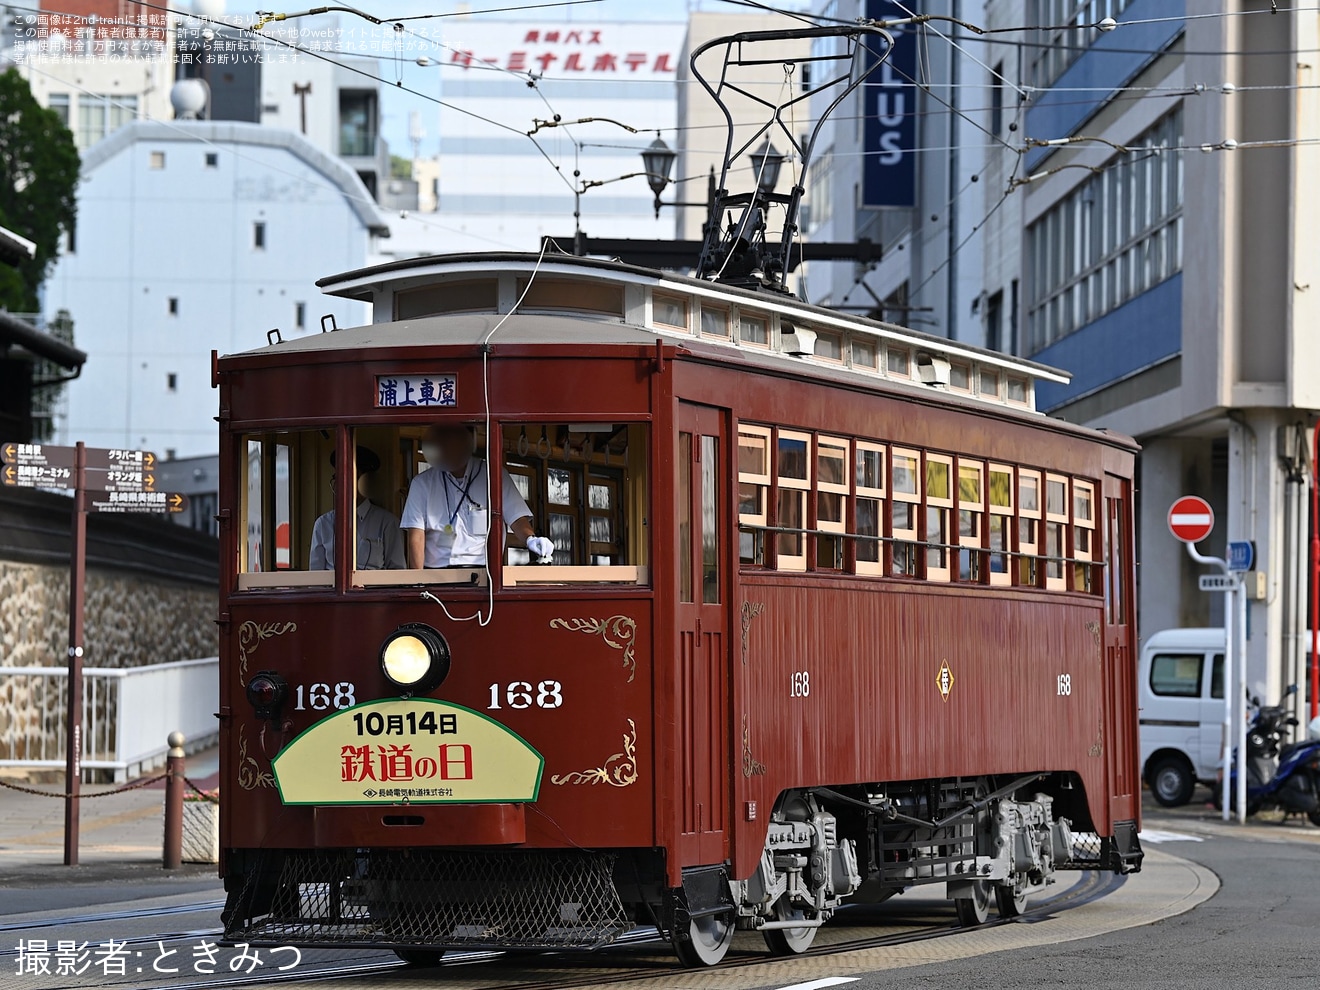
xmin=441 ymin=461 xmax=483 ymax=529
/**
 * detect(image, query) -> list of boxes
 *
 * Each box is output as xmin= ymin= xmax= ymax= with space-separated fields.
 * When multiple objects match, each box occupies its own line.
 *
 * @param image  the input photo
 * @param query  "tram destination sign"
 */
xmin=1 ymin=443 xmax=159 ymax=492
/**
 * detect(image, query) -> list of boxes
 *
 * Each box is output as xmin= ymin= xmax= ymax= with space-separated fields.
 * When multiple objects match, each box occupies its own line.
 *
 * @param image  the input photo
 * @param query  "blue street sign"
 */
xmin=1228 ymin=540 xmax=1255 ymax=572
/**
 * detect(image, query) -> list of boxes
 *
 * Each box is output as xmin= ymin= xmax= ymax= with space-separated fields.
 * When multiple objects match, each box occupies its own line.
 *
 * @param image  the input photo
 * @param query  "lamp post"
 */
xmin=640 ymin=137 xmax=715 ymax=220
xmin=748 ymin=138 xmax=785 ymax=197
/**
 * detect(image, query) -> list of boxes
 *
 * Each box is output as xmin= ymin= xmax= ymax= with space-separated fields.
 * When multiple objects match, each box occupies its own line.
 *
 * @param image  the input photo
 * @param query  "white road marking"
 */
xmin=775 ymin=980 xmax=861 ymax=990
xmin=1140 ymin=829 xmax=1204 ymax=843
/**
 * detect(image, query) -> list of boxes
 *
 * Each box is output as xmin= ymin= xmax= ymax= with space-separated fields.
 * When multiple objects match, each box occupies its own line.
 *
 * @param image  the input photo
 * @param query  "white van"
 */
xmin=1138 ymin=628 xmax=1225 ymax=807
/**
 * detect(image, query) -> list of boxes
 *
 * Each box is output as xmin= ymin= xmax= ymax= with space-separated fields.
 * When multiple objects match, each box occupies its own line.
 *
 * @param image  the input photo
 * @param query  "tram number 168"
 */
xmin=487 ymin=681 xmax=564 ymax=710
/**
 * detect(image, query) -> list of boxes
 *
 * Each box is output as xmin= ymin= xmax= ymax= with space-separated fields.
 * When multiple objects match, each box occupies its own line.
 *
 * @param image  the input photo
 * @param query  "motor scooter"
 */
xmin=1217 ymin=685 xmax=1320 ymax=824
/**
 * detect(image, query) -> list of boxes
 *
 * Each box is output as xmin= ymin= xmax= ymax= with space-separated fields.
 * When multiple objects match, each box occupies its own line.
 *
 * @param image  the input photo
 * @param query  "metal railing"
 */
xmin=0 ymin=657 xmax=218 ymax=781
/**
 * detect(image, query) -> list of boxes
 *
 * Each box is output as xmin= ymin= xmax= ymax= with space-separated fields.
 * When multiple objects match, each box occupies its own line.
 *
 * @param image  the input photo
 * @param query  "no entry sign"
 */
xmin=1168 ymin=495 xmax=1214 ymax=543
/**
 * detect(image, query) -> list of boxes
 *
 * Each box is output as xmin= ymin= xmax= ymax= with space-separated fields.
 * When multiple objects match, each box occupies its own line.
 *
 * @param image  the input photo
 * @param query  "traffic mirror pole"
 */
xmin=63 ymin=441 xmax=86 ymax=865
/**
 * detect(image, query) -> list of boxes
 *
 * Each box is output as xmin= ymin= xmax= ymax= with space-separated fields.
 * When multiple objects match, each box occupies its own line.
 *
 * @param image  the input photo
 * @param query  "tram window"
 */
xmin=776 ymin=430 xmax=811 ymax=571
xmin=738 ymin=426 xmax=771 ymax=566
xmin=1018 ymin=470 xmax=1042 ymax=587
xmin=1007 ymin=377 xmax=1029 ymax=404
xmin=887 ymin=348 xmax=911 ymax=377
xmin=891 ymin=448 xmax=921 ymax=577
xmin=678 ymin=433 xmax=693 ymax=602
xmin=395 ymin=279 xmax=498 ymax=319
xmin=855 ymin=441 xmax=886 ymax=575
xmin=979 ymin=368 xmax=1001 ymax=398
xmin=500 ymin=422 xmax=649 ymax=586
xmin=925 ymin=454 xmax=953 ymax=582
xmin=958 ymin=460 xmax=985 ymax=582
xmin=701 ymin=436 xmax=720 ymax=602
xmin=700 ymin=305 xmax=730 ymax=337
xmin=740 ymin=314 xmax=769 ymax=347
xmin=816 ymin=331 xmax=843 ymax=362
xmin=653 ymin=293 xmax=689 ymax=331
xmin=987 ymin=464 xmax=1014 ymax=586
xmin=852 ymin=337 xmax=878 ymax=370
xmin=1073 ymin=479 xmax=1097 ymax=593
xmin=1045 ymin=474 xmax=1069 ymax=590
xmin=517 ymin=278 xmax=624 ymax=316
xmin=238 ymin=430 xmax=334 ymax=588
xmin=950 ymin=363 xmax=971 ymax=392
xmin=816 ymin=436 xmax=848 ymax=571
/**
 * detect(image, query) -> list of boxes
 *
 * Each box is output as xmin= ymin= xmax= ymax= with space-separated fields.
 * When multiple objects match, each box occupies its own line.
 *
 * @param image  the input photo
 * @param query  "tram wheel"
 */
xmin=393 ymin=948 xmax=446 ymax=966
xmin=994 ymin=883 xmax=1028 ymax=918
xmin=953 ymin=881 xmax=991 ymax=927
xmin=762 ymin=902 xmax=817 ymax=956
xmin=673 ymin=911 xmax=736 ymax=967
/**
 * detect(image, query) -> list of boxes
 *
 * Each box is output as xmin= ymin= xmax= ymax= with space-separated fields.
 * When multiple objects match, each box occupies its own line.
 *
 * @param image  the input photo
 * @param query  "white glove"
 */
xmin=526 ymin=536 xmax=555 ymax=560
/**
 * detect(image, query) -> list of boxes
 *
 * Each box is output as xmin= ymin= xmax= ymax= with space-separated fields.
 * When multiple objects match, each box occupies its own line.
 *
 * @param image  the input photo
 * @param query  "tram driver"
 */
xmin=309 ymin=446 xmax=406 ymax=570
xmin=403 ymin=424 xmax=555 ymax=567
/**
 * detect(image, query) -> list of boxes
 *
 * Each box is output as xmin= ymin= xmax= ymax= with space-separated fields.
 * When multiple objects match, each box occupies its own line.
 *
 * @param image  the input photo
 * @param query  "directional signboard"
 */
xmin=3 ymin=462 xmax=73 ymax=488
xmin=1228 ymin=540 xmax=1255 ymax=572
xmin=87 ymin=491 xmax=188 ymax=515
xmin=1168 ymin=495 xmax=1215 ymax=544
xmin=2 ymin=443 xmax=158 ymax=492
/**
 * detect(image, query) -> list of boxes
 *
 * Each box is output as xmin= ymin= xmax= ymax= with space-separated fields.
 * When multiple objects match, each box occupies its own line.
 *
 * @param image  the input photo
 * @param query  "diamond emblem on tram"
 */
xmin=936 ymin=660 xmax=954 ymax=702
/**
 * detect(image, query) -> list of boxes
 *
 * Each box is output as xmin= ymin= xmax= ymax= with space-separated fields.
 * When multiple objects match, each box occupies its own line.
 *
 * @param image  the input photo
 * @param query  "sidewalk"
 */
xmin=1141 ymin=787 xmax=1320 ymax=845
xmin=0 ymin=747 xmax=220 ymax=889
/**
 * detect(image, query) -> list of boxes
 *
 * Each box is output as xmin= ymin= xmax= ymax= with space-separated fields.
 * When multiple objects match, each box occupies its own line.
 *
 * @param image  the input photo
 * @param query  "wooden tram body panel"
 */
xmin=216 ymin=266 xmax=1140 ymax=924
xmin=667 ymin=353 xmax=1138 ymax=883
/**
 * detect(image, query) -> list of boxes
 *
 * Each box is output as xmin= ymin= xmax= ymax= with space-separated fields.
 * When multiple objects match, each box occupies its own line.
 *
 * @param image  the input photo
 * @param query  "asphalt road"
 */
xmin=842 ymin=821 xmax=1319 ymax=990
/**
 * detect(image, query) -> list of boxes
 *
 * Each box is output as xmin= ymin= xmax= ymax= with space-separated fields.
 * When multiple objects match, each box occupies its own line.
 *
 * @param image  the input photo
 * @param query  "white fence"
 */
xmin=0 ymin=657 xmax=218 ymax=780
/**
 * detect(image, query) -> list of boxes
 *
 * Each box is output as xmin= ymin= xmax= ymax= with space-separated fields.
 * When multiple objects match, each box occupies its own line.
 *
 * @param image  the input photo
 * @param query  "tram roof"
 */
xmin=313 ymin=252 xmax=1070 ymax=386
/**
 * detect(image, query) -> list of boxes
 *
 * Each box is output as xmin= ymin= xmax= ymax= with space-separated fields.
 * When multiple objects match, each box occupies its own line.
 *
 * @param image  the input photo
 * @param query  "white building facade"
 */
xmin=802 ymin=1 xmax=1320 ymax=716
xmin=45 ymin=121 xmax=383 ymax=458
xmin=427 ymin=17 xmax=686 ymax=254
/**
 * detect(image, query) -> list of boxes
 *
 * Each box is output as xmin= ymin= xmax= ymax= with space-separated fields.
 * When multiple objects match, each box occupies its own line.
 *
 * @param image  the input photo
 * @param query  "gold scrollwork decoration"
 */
xmin=237 ymin=620 xmax=297 ymax=686
xmin=550 ymin=718 xmax=638 ymax=787
xmin=740 ymin=601 xmax=765 ymax=665
xmin=742 ymin=714 xmax=767 ymax=777
xmin=548 ymin=615 xmax=637 ymax=683
xmin=237 ymin=724 xmax=275 ymax=790
xmin=1089 ymin=718 xmax=1103 ymax=758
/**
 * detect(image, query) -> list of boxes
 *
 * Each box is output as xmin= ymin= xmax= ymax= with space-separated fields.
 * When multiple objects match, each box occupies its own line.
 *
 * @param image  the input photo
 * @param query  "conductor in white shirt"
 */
xmin=310 ymin=446 xmax=406 ymax=570
xmin=402 ymin=424 xmax=555 ymax=568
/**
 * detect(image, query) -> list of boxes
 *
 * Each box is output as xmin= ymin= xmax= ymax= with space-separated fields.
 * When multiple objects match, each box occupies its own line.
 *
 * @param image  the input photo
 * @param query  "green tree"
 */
xmin=390 ymin=153 xmax=413 ymax=180
xmin=0 ymin=68 xmax=79 ymax=312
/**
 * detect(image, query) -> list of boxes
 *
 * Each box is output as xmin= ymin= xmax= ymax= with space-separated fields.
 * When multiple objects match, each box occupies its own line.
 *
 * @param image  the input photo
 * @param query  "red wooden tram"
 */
xmin=215 ymin=251 xmax=1142 ymax=967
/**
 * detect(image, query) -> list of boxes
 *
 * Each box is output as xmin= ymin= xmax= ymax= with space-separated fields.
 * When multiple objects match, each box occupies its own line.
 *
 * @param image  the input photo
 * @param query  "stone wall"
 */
xmin=0 ymin=560 xmax=216 ymax=669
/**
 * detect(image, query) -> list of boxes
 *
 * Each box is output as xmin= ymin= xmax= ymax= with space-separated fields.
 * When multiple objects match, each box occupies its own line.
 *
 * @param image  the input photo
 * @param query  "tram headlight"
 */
xmin=246 ymin=670 xmax=288 ymax=721
xmin=380 ymin=623 xmax=451 ymax=696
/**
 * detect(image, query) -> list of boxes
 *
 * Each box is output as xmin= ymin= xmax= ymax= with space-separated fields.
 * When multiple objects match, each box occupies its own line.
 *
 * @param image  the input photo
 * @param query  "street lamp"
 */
xmin=748 ymin=139 xmax=785 ymax=197
xmin=639 ymin=136 xmax=713 ymax=219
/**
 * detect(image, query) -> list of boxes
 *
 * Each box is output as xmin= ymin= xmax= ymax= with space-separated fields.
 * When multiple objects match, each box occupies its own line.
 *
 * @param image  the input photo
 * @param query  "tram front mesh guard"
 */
xmin=223 ymin=849 xmax=630 ymax=950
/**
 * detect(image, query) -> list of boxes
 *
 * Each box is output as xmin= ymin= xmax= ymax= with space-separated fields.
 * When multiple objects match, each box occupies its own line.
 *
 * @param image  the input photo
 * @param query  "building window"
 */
xmin=295 ymin=302 xmax=306 ymax=329
xmin=1029 ymin=0 xmax=1135 ymax=90
xmin=149 ymin=151 xmax=165 ymax=169
xmin=48 ymin=93 xmax=70 ymax=126
xmin=339 ymin=90 xmax=378 ymax=157
xmin=168 ymin=297 xmax=178 ymax=315
xmin=809 ymin=149 xmax=834 ymax=230
xmin=1026 ymin=107 xmax=1183 ymax=354
xmin=985 ymin=290 xmax=1003 ymax=352
xmin=253 ymin=222 xmax=266 ymax=249
xmin=205 ymin=152 xmax=219 ymax=167
xmin=76 ymin=94 xmax=137 ymax=149
xmin=990 ymin=62 xmax=1004 ymax=135
xmin=167 ymin=373 xmax=178 ymax=391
